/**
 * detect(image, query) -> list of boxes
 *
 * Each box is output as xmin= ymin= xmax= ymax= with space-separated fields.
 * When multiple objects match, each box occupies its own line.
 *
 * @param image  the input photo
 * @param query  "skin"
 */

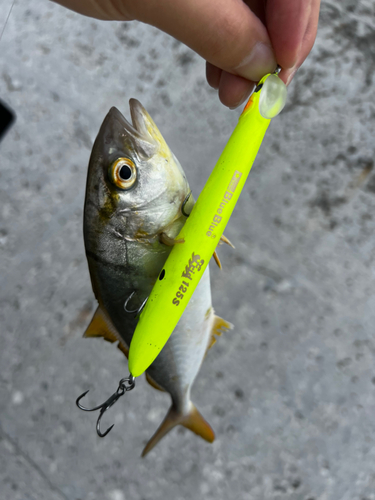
xmin=51 ymin=0 xmax=321 ymax=108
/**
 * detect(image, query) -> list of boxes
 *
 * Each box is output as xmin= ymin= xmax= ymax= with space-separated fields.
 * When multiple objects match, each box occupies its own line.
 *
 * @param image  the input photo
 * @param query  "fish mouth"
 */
xmin=129 ymin=98 xmax=148 ymax=135
xmin=99 ymin=104 xmax=158 ymax=162
xmin=108 ymin=101 xmax=155 ymax=142
xmin=99 ymin=99 xmax=173 ymax=163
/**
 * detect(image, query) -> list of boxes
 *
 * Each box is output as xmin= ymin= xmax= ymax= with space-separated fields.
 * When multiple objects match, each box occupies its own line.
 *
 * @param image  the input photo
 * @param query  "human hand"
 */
xmin=52 ymin=0 xmax=321 ymax=108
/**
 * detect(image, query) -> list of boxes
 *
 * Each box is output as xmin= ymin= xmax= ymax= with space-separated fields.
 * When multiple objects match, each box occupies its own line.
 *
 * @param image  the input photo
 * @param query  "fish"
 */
xmin=83 ymin=99 xmax=232 ymax=456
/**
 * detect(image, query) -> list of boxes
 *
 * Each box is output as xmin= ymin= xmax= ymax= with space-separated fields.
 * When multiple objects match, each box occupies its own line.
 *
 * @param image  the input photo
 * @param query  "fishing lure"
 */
xmin=128 ymin=69 xmax=287 ymax=377
xmin=76 ymin=70 xmax=287 ymax=440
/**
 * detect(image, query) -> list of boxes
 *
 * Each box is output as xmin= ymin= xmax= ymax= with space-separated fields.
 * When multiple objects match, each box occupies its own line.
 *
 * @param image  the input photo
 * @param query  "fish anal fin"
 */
xmin=141 ymin=403 xmax=214 ymax=457
xmin=146 ymin=372 xmax=165 ymax=392
xmin=213 ymin=315 xmax=233 ymax=336
xmin=206 ymin=315 xmax=233 ymax=353
xmin=207 ymin=335 xmax=217 ymax=350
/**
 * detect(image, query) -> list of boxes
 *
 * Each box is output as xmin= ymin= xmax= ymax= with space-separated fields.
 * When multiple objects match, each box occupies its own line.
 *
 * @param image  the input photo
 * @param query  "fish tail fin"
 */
xmin=141 ymin=403 xmax=215 ymax=457
xmin=181 ymin=405 xmax=215 ymax=442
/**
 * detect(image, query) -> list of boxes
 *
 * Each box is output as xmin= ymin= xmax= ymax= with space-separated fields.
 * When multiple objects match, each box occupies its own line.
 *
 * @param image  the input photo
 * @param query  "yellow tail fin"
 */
xmin=142 ymin=403 xmax=215 ymax=457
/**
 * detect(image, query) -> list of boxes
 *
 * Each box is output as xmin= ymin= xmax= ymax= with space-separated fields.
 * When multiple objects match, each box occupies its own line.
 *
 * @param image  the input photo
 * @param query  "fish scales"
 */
xmin=83 ymin=99 xmax=232 ymax=455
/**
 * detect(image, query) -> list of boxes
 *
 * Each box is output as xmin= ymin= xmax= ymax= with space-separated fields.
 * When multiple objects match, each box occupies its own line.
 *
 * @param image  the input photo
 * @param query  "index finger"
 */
xmin=266 ymin=0 xmax=321 ymax=71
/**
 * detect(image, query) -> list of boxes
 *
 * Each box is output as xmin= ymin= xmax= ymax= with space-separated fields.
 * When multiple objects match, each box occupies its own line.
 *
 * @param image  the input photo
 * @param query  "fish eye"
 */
xmin=110 ymin=158 xmax=137 ymax=190
xmin=119 ymin=165 xmax=132 ymax=180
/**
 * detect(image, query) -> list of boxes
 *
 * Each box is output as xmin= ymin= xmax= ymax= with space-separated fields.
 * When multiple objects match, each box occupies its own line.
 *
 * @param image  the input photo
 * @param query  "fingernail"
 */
xmin=234 ymin=43 xmax=276 ymax=82
xmin=229 ymin=84 xmax=255 ymax=109
xmin=286 ymin=67 xmax=298 ymax=86
xmin=228 ymin=93 xmax=249 ymax=110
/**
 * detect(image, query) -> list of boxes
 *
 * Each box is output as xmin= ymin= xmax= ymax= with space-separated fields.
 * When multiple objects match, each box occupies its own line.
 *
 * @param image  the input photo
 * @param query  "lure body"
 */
xmin=129 ymin=73 xmax=286 ymax=377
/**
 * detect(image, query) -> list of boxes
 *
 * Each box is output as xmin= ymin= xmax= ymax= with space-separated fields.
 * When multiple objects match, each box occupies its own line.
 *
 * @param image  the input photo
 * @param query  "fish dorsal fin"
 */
xmin=84 ymin=306 xmax=118 ymax=342
xmin=207 ymin=315 xmax=233 ymax=350
xmin=142 ymin=403 xmax=215 ymax=457
xmin=145 ymin=372 xmax=165 ymax=392
xmin=84 ymin=306 xmax=129 ymax=358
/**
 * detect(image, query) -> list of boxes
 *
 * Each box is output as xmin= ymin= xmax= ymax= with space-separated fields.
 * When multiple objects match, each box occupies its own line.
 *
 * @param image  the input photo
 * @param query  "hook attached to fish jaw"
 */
xmin=124 ymin=291 xmax=148 ymax=316
xmin=76 ymin=375 xmax=136 ymax=437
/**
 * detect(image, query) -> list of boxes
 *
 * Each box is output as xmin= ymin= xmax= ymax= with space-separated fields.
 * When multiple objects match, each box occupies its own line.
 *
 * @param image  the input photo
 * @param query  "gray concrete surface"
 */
xmin=1 ymin=1 xmax=375 ymax=499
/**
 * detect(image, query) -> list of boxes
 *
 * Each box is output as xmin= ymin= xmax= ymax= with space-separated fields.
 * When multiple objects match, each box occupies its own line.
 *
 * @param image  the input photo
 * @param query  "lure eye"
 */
xmin=110 ymin=158 xmax=137 ymax=189
xmin=258 ymin=74 xmax=287 ymax=119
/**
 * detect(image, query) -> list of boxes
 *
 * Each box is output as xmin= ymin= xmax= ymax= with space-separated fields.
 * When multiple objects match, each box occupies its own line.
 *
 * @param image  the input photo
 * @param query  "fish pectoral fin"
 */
xmin=159 ymin=232 xmax=185 ymax=246
xmin=84 ymin=306 xmax=129 ymax=357
xmin=141 ymin=403 xmax=215 ymax=457
xmin=145 ymin=372 xmax=165 ymax=392
xmin=206 ymin=315 xmax=234 ymax=353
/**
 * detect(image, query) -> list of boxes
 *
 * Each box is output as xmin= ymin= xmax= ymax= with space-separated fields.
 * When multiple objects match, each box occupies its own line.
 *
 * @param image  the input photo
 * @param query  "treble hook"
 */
xmin=124 ymin=291 xmax=148 ymax=316
xmin=76 ymin=375 xmax=136 ymax=437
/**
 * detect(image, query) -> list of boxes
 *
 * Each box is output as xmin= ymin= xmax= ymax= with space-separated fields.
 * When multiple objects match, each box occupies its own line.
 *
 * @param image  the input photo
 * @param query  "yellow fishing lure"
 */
xmin=128 ymin=71 xmax=287 ymax=377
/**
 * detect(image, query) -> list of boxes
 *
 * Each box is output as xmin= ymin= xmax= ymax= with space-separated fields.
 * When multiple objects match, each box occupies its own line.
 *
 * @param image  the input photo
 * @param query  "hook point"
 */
xmin=76 ymin=390 xmax=90 ymax=409
xmin=97 ymin=422 xmax=115 ymax=438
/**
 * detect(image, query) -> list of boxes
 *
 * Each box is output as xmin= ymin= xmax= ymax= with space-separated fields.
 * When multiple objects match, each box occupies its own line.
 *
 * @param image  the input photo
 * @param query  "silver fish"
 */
xmin=83 ymin=99 xmax=232 ymax=456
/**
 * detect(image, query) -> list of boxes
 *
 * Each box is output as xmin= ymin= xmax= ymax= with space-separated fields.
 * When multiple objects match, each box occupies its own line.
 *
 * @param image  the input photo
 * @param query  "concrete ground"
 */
xmin=1 ymin=1 xmax=375 ymax=499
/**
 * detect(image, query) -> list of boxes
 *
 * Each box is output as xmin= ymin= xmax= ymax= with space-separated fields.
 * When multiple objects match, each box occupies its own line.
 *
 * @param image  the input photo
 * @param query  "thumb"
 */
xmin=128 ymin=0 xmax=277 ymax=82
